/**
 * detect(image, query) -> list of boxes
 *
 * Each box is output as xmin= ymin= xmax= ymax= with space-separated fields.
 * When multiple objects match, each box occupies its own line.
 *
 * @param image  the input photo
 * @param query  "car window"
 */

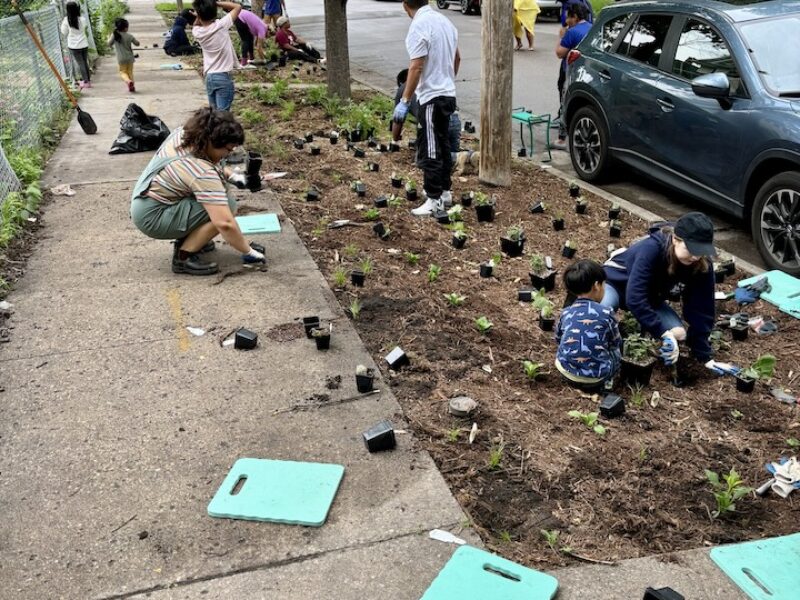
xmin=591 ymin=13 xmax=631 ymax=52
xmin=672 ymin=19 xmax=744 ymax=94
xmin=617 ymin=14 xmax=673 ymax=68
xmin=740 ymin=17 xmax=800 ymax=96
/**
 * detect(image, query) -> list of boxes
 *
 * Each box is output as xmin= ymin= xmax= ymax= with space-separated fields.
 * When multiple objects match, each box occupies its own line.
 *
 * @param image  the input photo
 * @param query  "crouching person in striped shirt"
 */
xmin=555 ymin=260 xmax=622 ymax=393
xmin=130 ymin=108 xmax=266 ymax=275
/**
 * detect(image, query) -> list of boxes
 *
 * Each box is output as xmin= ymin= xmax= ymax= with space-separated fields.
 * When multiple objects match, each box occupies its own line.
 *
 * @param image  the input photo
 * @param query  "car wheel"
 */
xmin=461 ymin=0 xmax=472 ymax=15
xmin=751 ymin=171 xmax=800 ymax=276
xmin=436 ymin=0 xmax=448 ymax=9
xmin=568 ymin=105 xmax=611 ymax=182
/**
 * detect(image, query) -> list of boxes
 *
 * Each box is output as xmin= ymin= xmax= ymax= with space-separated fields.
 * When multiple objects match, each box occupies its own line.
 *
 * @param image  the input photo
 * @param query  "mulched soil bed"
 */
xmin=242 ymin=86 xmax=800 ymax=567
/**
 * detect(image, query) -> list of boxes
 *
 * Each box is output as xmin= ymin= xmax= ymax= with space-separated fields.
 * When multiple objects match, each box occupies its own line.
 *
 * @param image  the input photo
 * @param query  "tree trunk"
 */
xmin=251 ymin=0 xmax=264 ymax=19
xmin=324 ymin=0 xmax=351 ymax=100
xmin=176 ymin=0 xmax=184 ymax=11
xmin=478 ymin=0 xmax=513 ymax=187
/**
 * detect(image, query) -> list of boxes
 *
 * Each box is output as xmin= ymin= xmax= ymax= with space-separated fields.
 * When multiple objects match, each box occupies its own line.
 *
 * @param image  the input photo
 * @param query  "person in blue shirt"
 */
xmin=552 ymin=2 xmax=593 ymax=149
xmin=556 ymin=260 xmax=622 ymax=393
xmin=602 ymin=213 xmax=717 ymax=366
xmin=164 ymin=9 xmax=200 ymax=56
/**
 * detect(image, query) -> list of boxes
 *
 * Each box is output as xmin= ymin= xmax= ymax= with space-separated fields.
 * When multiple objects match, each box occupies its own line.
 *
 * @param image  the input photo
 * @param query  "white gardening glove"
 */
xmin=771 ymin=457 xmax=800 ymax=498
xmin=659 ymin=331 xmax=679 ymax=366
xmin=704 ymin=360 xmax=740 ymax=376
xmin=229 ymin=172 xmax=247 ymax=189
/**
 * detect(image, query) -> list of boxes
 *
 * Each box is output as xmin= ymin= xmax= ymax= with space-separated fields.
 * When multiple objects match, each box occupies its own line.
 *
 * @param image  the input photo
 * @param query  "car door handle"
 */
xmin=657 ymin=98 xmax=675 ymax=111
xmin=599 ymin=70 xmax=612 ymax=81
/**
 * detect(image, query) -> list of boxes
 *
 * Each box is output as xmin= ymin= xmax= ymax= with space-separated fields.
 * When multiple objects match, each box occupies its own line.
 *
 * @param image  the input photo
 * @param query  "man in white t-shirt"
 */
xmin=394 ymin=0 xmax=460 ymax=216
xmin=192 ymin=0 xmax=241 ymax=111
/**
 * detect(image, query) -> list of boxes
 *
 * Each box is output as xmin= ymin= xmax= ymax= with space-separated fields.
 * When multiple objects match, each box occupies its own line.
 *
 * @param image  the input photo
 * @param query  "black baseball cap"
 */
xmin=675 ymin=212 xmax=717 ymax=257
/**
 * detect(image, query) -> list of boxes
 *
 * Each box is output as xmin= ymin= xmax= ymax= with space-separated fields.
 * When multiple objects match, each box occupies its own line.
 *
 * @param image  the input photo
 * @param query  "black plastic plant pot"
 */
xmin=722 ymin=259 xmax=736 ymax=276
xmin=379 ymin=143 xmax=388 ymax=153
xmin=329 ymin=134 xmax=339 ymax=145
xmin=530 ymin=270 xmax=556 ymax=292
xmin=305 ymin=132 xmax=314 ymax=143
xmin=463 ymin=121 xmax=475 ymax=133
xmin=731 ymin=324 xmax=749 ymax=341
xmin=368 ymin=162 xmax=380 ymax=172
xmin=374 ymin=195 xmax=388 ymax=208
xmin=302 ymin=316 xmax=320 ymax=338
xmin=608 ymin=207 xmax=621 ymax=220
xmin=518 ymin=288 xmax=534 ymax=302
xmin=234 ymin=328 xmax=258 ymax=350
xmin=406 ymin=189 xmax=418 ymax=202
xmin=356 ymin=369 xmax=375 ymax=393
xmin=362 ymin=419 xmax=396 ymax=453
xmin=643 ymin=586 xmax=685 ymax=600
xmin=270 ymin=52 xmax=279 ymax=62
xmin=350 ymin=129 xmax=362 ymax=143
xmin=610 ymin=225 xmax=622 ymax=238
xmin=346 ymin=142 xmax=355 ymax=152
xmin=385 ymin=346 xmax=409 ymax=370
xmin=310 ymin=145 xmax=320 ymax=156
xmin=379 ymin=232 xmax=390 ymax=241
xmin=354 ymin=147 xmax=366 ymax=158
xmin=600 ymin=393 xmax=625 ymax=418
xmin=562 ymin=246 xmax=576 ymax=259
xmin=246 ymin=174 xmax=262 ymax=192
xmin=306 ymin=188 xmax=320 ymax=202
xmin=367 ymin=138 xmax=378 ymax=148
xmin=373 ymin=222 xmax=386 ymax=237
xmin=351 ymin=270 xmax=366 ymax=287
xmin=355 ymin=183 xmax=366 ymax=197
xmin=735 ymin=375 xmax=755 ymax=393
xmin=389 ymin=142 xmax=400 ymax=152
xmin=715 ymin=268 xmax=727 ymax=284
xmin=479 ymin=263 xmax=493 ymax=278
xmin=408 ymin=139 xmax=417 ymax=150
xmin=620 ymin=358 xmax=655 ymax=387
xmin=475 ymin=204 xmax=496 ymax=223
xmin=575 ymin=202 xmax=588 ymax=215
xmin=529 ymin=201 xmax=545 ymax=214
xmin=247 ymin=151 xmax=262 ymax=176
xmin=552 ymin=218 xmax=565 ymax=231
xmin=278 ymin=54 xmax=287 ymax=67
xmin=569 ymin=184 xmax=581 ymax=198
xmin=312 ymin=327 xmax=331 ymax=350
xmin=517 ymin=148 xmax=527 ymax=158
xmin=293 ymin=138 xmax=305 ymax=150
xmin=500 ymin=237 xmax=525 ymax=257
xmin=391 ymin=177 xmax=403 ymax=188
xmin=539 ymin=316 xmax=555 ymax=331
xmin=452 ymin=235 xmax=467 ymax=249
xmin=434 ymin=210 xmax=451 ymax=225
xmin=460 ymin=193 xmax=473 ymax=207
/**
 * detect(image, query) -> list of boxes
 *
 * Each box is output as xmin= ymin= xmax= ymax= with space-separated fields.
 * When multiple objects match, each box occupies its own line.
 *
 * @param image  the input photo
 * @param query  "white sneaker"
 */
xmin=411 ymin=198 xmax=439 ymax=216
xmin=440 ymin=190 xmax=452 ymax=208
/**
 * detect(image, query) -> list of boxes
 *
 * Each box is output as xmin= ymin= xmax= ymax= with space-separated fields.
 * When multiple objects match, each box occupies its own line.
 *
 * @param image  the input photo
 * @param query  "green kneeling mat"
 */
xmin=420 ymin=545 xmax=558 ymax=600
xmin=710 ymin=533 xmax=800 ymax=599
xmin=208 ymin=458 xmax=344 ymax=527
xmin=235 ymin=213 xmax=281 ymax=234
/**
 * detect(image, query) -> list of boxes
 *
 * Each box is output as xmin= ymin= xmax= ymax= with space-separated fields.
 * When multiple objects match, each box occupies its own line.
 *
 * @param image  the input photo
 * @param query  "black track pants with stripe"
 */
xmin=416 ymin=96 xmax=457 ymax=199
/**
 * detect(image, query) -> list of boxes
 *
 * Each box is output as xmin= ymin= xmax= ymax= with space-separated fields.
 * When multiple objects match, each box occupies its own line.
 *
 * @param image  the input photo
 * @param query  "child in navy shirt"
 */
xmin=556 ymin=260 xmax=621 ymax=392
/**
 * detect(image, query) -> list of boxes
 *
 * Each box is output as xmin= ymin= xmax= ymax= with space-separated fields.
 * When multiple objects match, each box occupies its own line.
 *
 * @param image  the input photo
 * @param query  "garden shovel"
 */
xmin=12 ymin=0 xmax=97 ymax=135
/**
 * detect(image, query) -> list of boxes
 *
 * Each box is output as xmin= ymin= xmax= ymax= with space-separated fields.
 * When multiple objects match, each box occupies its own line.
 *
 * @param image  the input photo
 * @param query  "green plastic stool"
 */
xmin=512 ymin=107 xmax=552 ymax=163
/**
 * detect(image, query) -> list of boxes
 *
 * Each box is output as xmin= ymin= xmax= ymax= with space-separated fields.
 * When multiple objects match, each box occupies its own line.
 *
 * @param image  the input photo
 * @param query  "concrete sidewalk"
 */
xmin=0 ymin=2 xmax=744 ymax=599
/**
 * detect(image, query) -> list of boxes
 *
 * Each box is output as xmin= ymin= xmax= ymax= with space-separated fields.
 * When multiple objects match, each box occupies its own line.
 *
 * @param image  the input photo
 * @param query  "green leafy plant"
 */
xmin=474 ymin=191 xmax=491 ymax=206
xmin=523 ymin=360 xmax=546 ymax=381
xmin=238 ymin=107 xmax=264 ymax=126
xmin=623 ymin=333 xmax=655 ymax=364
xmin=498 ymin=530 xmax=512 ymax=543
xmin=531 ymin=288 xmax=550 ymax=311
xmin=427 ymin=264 xmax=441 ymax=283
xmin=731 ymin=409 xmax=744 ymax=420
xmin=541 ymin=529 xmax=560 ymax=552
xmin=488 ymin=442 xmax=505 ymax=470
xmin=568 ymin=410 xmax=606 ymax=436
xmin=252 ymin=78 xmax=289 ymax=105
xmin=739 ymin=354 xmax=776 ymax=381
xmin=475 ymin=316 xmax=493 ymax=333
xmin=349 ymin=298 xmax=361 ymax=320
xmin=306 ymin=84 xmax=328 ymax=106
xmin=387 ymin=194 xmax=404 ymax=208
xmin=444 ymin=292 xmax=466 ymax=307
xmin=709 ymin=329 xmax=731 ymax=353
xmin=506 ymin=223 xmax=525 ymax=241
xmin=343 ymin=243 xmax=360 ymax=259
xmin=638 ymin=446 xmax=649 ymax=462
xmin=529 ymin=254 xmax=547 ymax=276
xmin=320 ymin=94 xmax=345 ymax=119
xmin=491 ymin=252 xmax=503 ymax=267
xmin=404 ymin=251 xmax=420 ymax=266
xmin=786 ymin=438 xmax=800 ymax=449
xmin=540 ymin=301 xmax=554 ymax=319
xmin=628 ymin=383 xmax=646 ymax=407
xmin=447 ymin=204 xmax=464 ymax=222
xmin=332 ymin=267 xmax=347 ymax=288
xmin=564 ymin=240 xmax=577 ymax=250
xmin=278 ymin=100 xmax=296 ymax=121
xmin=705 ymin=468 xmax=753 ymax=519
xmin=359 ymin=257 xmax=374 ymax=275
xmin=312 ymin=216 xmax=330 ymax=236
xmin=405 ymin=178 xmax=417 ymax=192
xmin=446 ymin=428 xmax=461 ymax=443
xmin=363 ymin=208 xmax=380 ymax=221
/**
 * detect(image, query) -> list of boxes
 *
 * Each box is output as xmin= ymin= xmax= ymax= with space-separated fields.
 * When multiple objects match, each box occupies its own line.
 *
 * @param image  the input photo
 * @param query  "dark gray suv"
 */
xmin=563 ymin=0 xmax=800 ymax=274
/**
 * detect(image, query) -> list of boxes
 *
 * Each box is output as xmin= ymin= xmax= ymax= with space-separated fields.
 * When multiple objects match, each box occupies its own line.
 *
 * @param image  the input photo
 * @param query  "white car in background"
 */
xmin=537 ymin=0 xmax=562 ymax=20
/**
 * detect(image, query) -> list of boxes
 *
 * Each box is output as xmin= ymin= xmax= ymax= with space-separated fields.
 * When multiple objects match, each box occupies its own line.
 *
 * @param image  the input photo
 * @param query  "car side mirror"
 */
xmin=691 ymin=73 xmax=730 ymax=99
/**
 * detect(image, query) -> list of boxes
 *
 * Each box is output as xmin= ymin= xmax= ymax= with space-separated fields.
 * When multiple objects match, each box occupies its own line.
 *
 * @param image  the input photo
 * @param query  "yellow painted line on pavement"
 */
xmin=166 ymin=287 xmax=190 ymax=352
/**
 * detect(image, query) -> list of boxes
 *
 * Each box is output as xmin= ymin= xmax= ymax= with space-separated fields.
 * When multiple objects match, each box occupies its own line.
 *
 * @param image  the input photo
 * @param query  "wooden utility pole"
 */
xmin=176 ymin=0 xmax=184 ymax=11
xmin=478 ymin=0 xmax=513 ymax=186
xmin=324 ymin=0 xmax=351 ymax=100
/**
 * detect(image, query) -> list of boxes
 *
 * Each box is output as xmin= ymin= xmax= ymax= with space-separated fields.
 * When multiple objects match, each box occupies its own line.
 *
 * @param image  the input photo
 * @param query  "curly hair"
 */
xmin=181 ymin=108 xmax=245 ymax=158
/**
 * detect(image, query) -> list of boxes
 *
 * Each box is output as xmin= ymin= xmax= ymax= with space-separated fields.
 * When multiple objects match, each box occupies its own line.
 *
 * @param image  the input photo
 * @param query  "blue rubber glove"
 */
xmin=734 ymin=287 xmax=759 ymax=304
xmin=659 ymin=331 xmax=679 ymax=366
xmin=393 ymin=100 xmax=409 ymax=123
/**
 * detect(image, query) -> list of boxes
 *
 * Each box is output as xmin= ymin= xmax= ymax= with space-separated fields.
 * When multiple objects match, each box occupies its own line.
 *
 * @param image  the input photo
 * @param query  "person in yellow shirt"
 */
xmin=513 ymin=0 xmax=541 ymax=50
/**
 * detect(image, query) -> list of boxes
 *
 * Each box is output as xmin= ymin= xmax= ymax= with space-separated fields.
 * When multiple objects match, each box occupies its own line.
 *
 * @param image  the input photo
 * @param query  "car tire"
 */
xmin=436 ymin=0 xmax=448 ymax=9
xmin=750 ymin=171 xmax=800 ymax=276
xmin=568 ymin=105 xmax=611 ymax=183
xmin=461 ymin=0 xmax=472 ymax=15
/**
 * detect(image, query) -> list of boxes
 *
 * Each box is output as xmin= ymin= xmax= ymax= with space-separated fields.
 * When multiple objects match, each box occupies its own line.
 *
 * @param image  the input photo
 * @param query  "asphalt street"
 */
xmin=292 ymin=0 xmax=764 ymax=268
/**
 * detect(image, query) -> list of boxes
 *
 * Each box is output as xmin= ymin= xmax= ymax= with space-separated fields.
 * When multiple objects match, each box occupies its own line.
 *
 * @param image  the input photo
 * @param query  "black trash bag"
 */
xmin=109 ymin=103 xmax=170 ymax=154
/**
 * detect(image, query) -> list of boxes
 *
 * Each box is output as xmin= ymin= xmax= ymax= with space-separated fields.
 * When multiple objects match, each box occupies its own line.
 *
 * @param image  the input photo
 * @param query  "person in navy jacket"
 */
xmin=602 ymin=212 xmax=717 ymax=365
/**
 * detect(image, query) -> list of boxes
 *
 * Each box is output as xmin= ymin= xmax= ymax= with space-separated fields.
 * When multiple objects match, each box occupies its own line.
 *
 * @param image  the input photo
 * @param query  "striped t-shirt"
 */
xmin=146 ymin=127 xmax=229 ymax=205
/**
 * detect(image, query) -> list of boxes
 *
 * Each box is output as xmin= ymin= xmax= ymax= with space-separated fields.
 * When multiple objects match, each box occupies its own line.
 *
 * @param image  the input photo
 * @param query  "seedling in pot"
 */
xmin=373 ymin=195 xmax=388 ymax=208
xmin=529 ymin=199 xmax=546 ymax=214
xmin=427 ymin=264 xmax=441 ymax=283
xmin=405 ymin=178 xmax=418 ymax=201
xmin=309 ymin=145 xmax=321 ymax=156
xmin=705 ymin=468 xmax=753 ymax=519
xmin=735 ymin=353 xmax=776 ymax=393
xmin=378 ymin=142 xmax=388 ymax=153
xmin=363 ymin=207 xmax=380 ymax=221
xmin=452 ymin=226 xmax=467 ymax=249
xmin=311 ymin=323 xmax=332 ymax=350
xmin=350 ymin=270 xmax=366 ymax=287
xmin=387 ymin=194 xmax=404 ymax=208
xmin=620 ymin=333 xmax=657 ymax=387
xmin=329 ymin=130 xmax=339 ymax=144
xmin=575 ymin=197 xmax=588 ymax=214
xmin=474 ymin=192 xmax=496 ymax=222
xmin=349 ymin=297 xmax=362 ymax=319
xmin=447 ymin=204 xmax=464 ymax=222
xmin=354 ymin=147 xmax=366 ymax=158
xmin=709 ymin=329 xmax=731 ymax=353
xmin=609 ymin=219 xmax=622 ymax=238
xmin=366 ymin=162 xmax=380 ymax=172
xmin=302 ymin=315 xmax=320 ymax=338
xmin=720 ymin=258 xmax=736 ymax=276
xmin=461 ymin=191 xmax=474 ymax=207
xmin=608 ymin=203 xmax=621 ymax=220
xmin=714 ymin=265 xmax=727 ymax=283
xmin=517 ymin=147 xmax=527 ymax=158
xmin=463 ymin=120 xmax=476 ymax=134
xmin=404 ymin=251 xmax=420 ymax=266
xmin=538 ymin=300 xmax=556 ymax=331
xmin=391 ymin=171 xmax=403 ymax=188
xmin=355 ymin=364 xmax=375 ymax=393
xmin=389 ymin=141 xmax=400 ymax=152
xmin=567 ymin=410 xmax=606 ymax=436
xmin=500 ymin=223 xmax=526 ymax=257
xmin=306 ymin=186 xmax=320 ymax=202
xmin=367 ymin=137 xmax=378 ymax=148
xmin=475 ymin=316 xmax=493 ymax=334
xmin=479 ymin=261 xmax=494 ymax=278
xmin=523 ymin=360 xmax=547 ymax=382
xmin=332 ymin=267 xmax=347 ymax=288
xmin=293 ymin=138 xmax=305 ymax=150
xmin=568 ymin=180 xmax=581 ymax=199
xmin=351 ymin=179 xmax=367 ymax=197
xmin=552 ymin=213 xmax=565 ymax=231
xmin=305 ymin=132 xmax=314 ymax=143
xmin=529 ymin=254 xmax=556 ymax=292
xmin=562 ymin=240 xmax=577 ymax=259
xmin=444 ymin=292 xmax=466 ymax=307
